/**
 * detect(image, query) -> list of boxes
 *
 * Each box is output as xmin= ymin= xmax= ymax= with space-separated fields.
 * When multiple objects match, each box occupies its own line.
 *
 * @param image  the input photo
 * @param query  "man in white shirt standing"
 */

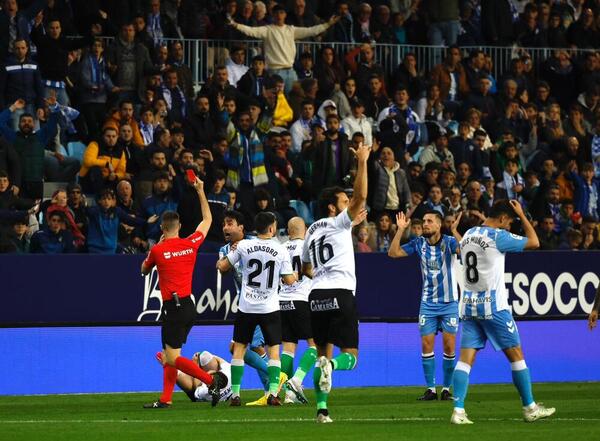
xmin=230 ymin=5 xmax=339 ymax=93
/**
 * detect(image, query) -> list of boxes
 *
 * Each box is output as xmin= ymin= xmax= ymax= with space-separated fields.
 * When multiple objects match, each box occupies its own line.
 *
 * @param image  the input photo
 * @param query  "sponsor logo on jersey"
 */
xmin=163 ymin=252 xmax=171 ymax=259
xmin=164 ymin=248 xmax=194 ymax=259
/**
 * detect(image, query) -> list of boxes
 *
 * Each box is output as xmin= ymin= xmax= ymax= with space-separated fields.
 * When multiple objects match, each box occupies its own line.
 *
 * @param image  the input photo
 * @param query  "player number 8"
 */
xmin=465 ymin=251 xmax=479 ymax=284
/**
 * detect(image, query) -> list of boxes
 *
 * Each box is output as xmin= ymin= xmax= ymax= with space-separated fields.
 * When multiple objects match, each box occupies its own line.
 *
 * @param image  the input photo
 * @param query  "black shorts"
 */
xmin=280 ymin=300 xmax=313 ymax=343
xmin=309 ymin=289 xmax=359 ymax=349
xmin=233 ymin=311 xmax=282 ymax=347
xmin=160 ymin=296 xmax=196 ymax=349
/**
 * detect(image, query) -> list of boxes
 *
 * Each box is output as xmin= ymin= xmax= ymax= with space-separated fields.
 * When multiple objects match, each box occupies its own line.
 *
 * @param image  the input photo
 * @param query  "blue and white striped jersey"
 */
xmin=401 ymin=235 xmax=459 ymax=304
xmin=459 ymin=226 xmax=527 ymax=319
xmin=220 ymin=242 xmax=242 ymax=294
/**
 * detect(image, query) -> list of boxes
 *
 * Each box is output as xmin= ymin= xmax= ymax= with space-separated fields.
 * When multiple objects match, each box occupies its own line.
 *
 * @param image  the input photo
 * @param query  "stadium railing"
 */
xmin=93 ymin=37 xmax=597 ymax=90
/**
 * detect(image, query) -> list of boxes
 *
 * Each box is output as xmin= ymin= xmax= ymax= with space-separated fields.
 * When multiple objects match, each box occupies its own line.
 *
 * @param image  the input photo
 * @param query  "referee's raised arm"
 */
xmin=194 ymin=177 xmax=212 ymax=237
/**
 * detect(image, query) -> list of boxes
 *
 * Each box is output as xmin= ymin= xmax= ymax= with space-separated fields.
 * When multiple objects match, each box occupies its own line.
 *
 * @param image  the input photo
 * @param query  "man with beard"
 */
xmin=0 ymin=97 xmax=60 ymax=199
xmin=388 ymin=210 xmax=461 ymax=401
xmin=183 ymin=94 xmax=220 ymax=151
xmin=79 ymin=127 xmax=127 ymax=195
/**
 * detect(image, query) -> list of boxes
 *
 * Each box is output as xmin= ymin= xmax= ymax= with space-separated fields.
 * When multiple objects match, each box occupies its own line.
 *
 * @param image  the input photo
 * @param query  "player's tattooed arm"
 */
xmin=388 ymin=212 xmax=409 ymax=258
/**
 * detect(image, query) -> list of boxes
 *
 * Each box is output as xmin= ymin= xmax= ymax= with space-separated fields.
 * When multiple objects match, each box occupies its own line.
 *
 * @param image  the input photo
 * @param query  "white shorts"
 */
xmin=194 ymin=384 xmax=232 ymax=402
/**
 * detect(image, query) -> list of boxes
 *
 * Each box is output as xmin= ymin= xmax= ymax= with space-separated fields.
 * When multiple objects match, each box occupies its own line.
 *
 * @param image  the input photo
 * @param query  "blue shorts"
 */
xmin=250 ymin=325 xmax=265 ymax=349
xmin=460 ymin=309 xmax=521 ymax=351
xmin=419 ymin=301 xmax=459 ymax=337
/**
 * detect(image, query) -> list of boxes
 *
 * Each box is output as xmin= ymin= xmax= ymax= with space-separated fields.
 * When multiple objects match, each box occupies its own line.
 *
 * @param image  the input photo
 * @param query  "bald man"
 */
xmin=279 ymin=217 xmax=316 ymax=404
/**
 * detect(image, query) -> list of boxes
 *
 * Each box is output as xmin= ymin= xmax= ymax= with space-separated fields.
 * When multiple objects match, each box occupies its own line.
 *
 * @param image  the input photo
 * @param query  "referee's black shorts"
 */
xmin=280 ymin=300 xmax=313 ymax=343
xmin=233 ymin=310 xmax=282 ymax=347
xmin=161 ymin=296 xmax=196 ymax=349
xmin=309 ymin=289 xmax=359 ymax=349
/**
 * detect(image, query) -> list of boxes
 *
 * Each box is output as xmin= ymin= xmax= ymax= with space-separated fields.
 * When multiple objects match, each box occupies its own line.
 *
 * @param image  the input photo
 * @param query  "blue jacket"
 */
xmin=30 ymin=227 xmax=76 ymax=254
xmin=86 ymin=206 xmax=145 ymax=254
xmin=0 ymin=0 xmax=46 ymax=62
xmin=142 ymin=193 xmax=178 ymax=242
xmin=573 ymin=173 xmax=600 ymax=220
xmin=0 ymin=56 xmax=44 ymax=108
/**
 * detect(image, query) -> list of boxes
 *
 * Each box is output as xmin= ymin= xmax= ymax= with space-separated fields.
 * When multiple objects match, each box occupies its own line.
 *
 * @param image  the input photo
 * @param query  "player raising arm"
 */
xmin=141 ymin=178 xmax=226 ymax=409
xmin=301 ymin=143 xmax=370 ymax=423
xmin=217 ymin=212 xmax=297 ymax=406
xmin=388 ymin=211 xmax=461 ymax=401
xmin=451 ymin=200 xmax=554 ymax=425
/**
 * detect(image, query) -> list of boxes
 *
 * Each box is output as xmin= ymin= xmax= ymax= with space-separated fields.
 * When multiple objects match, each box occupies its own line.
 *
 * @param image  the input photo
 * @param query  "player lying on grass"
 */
xmin=450 ymin=200 xmax=555 ymax=425
xmin=155 ymin=350 xmax=232 ymax=403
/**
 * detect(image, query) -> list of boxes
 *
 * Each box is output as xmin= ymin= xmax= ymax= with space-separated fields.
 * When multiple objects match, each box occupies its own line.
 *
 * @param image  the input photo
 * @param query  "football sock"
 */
xmin=443 ymin=353 xmax=456 ymax=389
xmin=244 ymin=349 xmax=269 ymax=391
xmin=422 ymin=352 xmax=435 ymax=389
xmin=267 ymin=360 xmax=281 ymax=396
xmin=174 ymin=356 xmax=213 ymax=385
xmin=281 ymin=351 xmax=295 ymax=379
xmin=511 ymin=360 xmax=535 ymax=407
xmin=452 ymin=361 xmax=471 ymax=410
xmin=331 ymin=352 xmax=357 ymax=370
xmin=293 ymin=346 xmax=317 ymax=382
xmin=313 ymin=363 xmax=328 ymax=410
xmin=231 ymin=358 xmax=244 ymax=396
xmin=159 ymin=365 xmax=178 ymax=403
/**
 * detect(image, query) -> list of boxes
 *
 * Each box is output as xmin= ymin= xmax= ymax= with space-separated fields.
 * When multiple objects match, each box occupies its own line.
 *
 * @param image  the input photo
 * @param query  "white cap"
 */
xmin=199 ymin=351 xmax=214 ymax=368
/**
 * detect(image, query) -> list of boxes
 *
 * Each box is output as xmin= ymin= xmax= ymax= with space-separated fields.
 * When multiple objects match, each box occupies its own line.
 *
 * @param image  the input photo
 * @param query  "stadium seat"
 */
xmin=67 ymin=141 xmax=87 ymax=162
xmin=43 ymin=181 xmax=69 ymax=199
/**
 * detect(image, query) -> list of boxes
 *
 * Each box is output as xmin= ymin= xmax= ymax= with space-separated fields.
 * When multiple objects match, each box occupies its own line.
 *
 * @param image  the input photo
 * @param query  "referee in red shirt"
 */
xmin=142 ymin=177 xmax=226 ymax=408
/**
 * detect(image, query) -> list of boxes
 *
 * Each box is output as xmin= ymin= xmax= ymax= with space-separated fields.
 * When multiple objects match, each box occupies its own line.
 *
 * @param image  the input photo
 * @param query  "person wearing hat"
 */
xmin=154 ymin=350 xmax=233 ymax=404
xmin=342 ymin=99 xmax=373 ymax=147
xmin=237 ymin=54 xmax=270 ymax=98
xmin=229 ymin=5 xmax=339 ymax=93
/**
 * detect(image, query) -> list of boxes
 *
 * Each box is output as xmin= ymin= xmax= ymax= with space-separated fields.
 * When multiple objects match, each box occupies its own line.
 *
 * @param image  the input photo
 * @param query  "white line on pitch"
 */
xmin=0 ymin=417 xmax=597 ymax=424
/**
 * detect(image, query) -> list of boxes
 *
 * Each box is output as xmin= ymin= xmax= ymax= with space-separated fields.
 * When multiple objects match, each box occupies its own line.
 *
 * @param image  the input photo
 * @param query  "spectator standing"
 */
xmin=105 ymin=22 xmax=154 ymax=103
xmin=31 ymin=17 xmax=98 ymax=105
xmin=368 ymin=145 xmax=411 ymax=220
xmin=481 ymin=0 xmax=515 ymax=46
xmin=0 ymin=98 xmax=59 ymax=199
xmin=226 ymin=46 xmax=249 ymax=88
xmin=168 ymin=41 xmax=194 ymax=100
xmin=146 ymin=0 xmax=178 ymax=49
xmin=142 ymin=172 xmax=178 ymax=244
xmin=230 ymin=4 xmax=337 ymax=93
xmin=424 ymin=0 xmax=460 ymax=46
xmin=0 ymin=0 xmax=46 ymax=62
xmin=0 ymin=39 xmax=44 ymax=130
xmin=78 ymin=38 xmax=117 ymax=142
xmin=312 ymin=114 xmax=351 ymax=193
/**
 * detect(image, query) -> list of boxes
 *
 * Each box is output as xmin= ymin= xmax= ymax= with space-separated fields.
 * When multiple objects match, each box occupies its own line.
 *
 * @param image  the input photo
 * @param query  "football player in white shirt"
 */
xmin=451 ymin=200 xmax=555 ymax=425
xmin=277 ymin=217 xmax=316 ymax=405
xmin=301 ymin=143 xmax=370 ymax=423
xmin=217 ymin=212 xmax=297 ymax=406
xmin=154 ymin=350 xmax=233 ymax=404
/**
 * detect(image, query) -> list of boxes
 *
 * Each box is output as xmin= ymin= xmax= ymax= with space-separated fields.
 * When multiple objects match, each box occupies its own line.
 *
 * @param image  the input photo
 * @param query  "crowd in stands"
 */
xmin=0 ymin=0 xmax=599 ymax=254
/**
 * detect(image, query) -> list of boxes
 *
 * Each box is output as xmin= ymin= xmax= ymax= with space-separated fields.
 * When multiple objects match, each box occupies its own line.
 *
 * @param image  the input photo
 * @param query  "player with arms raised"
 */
xmin=301 ymin=143 xmax=370 ymax=423
xmin=451 ymin=200 xmax=555 ymax=424
xmin=141 ymin=178 xmax=226 ymax=408
xmin=388 ymin=210 xmax=462 ymax=401
xmin=217 ymin=212 xmax=297 ymax=406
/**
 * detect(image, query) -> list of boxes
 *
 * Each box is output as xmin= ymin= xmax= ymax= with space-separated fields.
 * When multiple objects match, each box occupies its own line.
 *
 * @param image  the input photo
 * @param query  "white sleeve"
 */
xmin=334 ymin=209 xmax=352 ymax=230
xmin=226 ymin=242 xmax=243 ymax=266
xmin=280 ymin=249 xmax=294 ymax=275
xmin=302 ymin=235 xmax=311 ymax=263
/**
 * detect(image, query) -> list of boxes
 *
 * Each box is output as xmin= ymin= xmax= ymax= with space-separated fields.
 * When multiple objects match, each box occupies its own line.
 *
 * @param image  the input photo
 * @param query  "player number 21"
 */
xmin=247 ymin=259 xmax=276 ymax=288
xmin=309 ymin=236 xmax=334 ymax=268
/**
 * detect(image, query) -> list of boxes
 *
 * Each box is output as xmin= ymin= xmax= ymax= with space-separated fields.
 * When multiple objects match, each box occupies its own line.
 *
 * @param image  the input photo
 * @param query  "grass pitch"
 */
xmin=0 ymin=383 xmax=597 ymax=441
